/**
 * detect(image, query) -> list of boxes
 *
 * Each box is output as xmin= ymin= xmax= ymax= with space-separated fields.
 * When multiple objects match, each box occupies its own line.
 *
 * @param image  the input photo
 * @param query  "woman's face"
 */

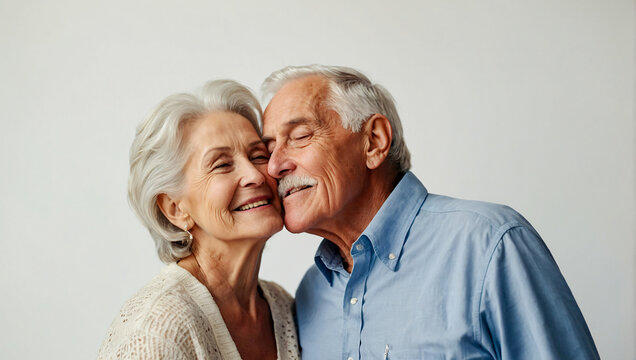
xmin=177 ymin=111 xmax=282 ymax=243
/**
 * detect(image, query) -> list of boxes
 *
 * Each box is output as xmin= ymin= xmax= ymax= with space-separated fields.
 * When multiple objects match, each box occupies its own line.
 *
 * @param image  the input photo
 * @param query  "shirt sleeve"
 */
xmin=479 ymin=226 xmax=600 ymax=360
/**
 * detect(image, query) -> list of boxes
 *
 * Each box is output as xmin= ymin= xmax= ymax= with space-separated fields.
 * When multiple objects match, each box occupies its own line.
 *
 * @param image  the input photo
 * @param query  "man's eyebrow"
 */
xmin=262 ymin=118 xmax=310 ymax=143
xmin=286 ymin=118 xmax=310 ymax=126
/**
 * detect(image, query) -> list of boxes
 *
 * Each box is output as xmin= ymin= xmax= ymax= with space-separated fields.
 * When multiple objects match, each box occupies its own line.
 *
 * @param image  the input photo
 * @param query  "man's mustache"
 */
xmin=277 ymin=175 xmax=318 ymax=198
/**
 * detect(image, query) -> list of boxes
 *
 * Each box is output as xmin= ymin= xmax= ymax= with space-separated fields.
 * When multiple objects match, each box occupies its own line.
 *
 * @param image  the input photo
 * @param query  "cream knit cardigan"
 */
xmin=97 ymin=263 xmax=300 ymax=359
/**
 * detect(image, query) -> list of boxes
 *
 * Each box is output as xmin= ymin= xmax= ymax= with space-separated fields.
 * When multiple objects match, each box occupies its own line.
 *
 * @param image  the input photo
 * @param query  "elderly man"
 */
xmin=261 ymin=65 xmax=599 ymax=360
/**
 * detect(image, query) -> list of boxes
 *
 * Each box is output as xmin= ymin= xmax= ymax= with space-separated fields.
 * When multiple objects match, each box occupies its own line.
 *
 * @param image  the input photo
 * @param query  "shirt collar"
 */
xmin=314 ymin=172 xmax=428 ymax=283
xmin=314 ymin=239 xmax=342 ymax=285
xmin=362 ymin=171 xmax=428 ymax=271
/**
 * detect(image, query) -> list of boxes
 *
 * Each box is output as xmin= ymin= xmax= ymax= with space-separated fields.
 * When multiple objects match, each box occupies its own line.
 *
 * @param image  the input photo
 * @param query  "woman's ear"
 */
xmin=157 ymin=193 xmax=190 ymax=229
xmin=363 ymin=114 xmax=393 ymax=170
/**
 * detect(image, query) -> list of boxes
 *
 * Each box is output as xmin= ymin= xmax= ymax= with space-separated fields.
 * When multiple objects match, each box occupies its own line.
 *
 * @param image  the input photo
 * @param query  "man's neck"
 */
xmin=309 ymin=170 xmax=402 ymax=272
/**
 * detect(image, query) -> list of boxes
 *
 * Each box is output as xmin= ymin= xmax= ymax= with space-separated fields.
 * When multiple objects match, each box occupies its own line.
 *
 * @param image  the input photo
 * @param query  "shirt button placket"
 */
xmin=341 ymin=239 xmax=370 ymax=360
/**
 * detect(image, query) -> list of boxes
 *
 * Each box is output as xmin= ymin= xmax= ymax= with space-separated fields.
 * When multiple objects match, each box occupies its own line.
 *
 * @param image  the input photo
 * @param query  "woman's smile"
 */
xmin=175 ymin=111 xmax=283 ymax=243
xmin=233 ymin=195 xmax=274 ymax=212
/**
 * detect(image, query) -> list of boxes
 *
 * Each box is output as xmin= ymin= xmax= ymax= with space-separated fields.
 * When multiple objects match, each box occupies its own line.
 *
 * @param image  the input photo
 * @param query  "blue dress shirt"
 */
xmin=295 ymin=172 xmax=599 ymax=360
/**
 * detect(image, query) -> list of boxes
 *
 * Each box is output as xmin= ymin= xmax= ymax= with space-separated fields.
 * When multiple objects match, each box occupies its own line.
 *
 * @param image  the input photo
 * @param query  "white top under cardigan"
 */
xmin=97 ymin=263 xmax=300 ymax=359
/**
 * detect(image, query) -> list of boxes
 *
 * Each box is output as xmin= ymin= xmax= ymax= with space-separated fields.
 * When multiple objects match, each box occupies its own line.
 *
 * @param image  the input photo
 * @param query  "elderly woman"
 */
xmin=98 ymin=80 xmax=299 ymax=359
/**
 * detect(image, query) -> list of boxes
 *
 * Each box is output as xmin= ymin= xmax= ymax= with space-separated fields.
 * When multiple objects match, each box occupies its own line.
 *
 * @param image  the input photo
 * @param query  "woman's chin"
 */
xmin=238 ymin=214 xmax=283 ymax=241
xmin=261 ymin=217 xmax=284 ymax=238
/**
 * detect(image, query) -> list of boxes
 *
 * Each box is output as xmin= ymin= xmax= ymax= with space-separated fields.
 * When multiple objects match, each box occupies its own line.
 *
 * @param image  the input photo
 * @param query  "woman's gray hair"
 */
xmin=128 ymin=80 xmax=262 ymax=263
xmin=261 ymin=64 xmax=411 ymax=173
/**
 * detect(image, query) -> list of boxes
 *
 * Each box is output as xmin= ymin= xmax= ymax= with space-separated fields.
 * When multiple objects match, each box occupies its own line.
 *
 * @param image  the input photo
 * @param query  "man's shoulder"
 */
xmin=420 ymin=193 xmax=532 ymax=231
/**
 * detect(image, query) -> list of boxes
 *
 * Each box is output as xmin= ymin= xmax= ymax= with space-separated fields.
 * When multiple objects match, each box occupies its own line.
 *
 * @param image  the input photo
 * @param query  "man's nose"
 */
xmin=268 ymin=145 xmax=295 ymax=179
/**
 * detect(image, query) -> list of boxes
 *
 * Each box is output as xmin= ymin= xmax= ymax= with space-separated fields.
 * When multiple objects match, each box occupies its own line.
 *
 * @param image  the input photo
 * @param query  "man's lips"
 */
xmin=283 ymin=185 xmax=313 ymax=198
xmin=233 ymin=196 xmax=272 ymax=211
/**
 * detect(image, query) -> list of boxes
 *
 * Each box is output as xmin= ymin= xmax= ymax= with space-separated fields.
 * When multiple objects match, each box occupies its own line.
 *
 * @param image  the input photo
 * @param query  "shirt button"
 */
xmin=350 ymin=297 xmax=358 ymax=305
xmin=356 ymin=244 xmax=364 ymax=251
xmin=348 ymin=357 xmax=354 ymax=360
xmin=388 ymin=253 xmax=396 ymax=260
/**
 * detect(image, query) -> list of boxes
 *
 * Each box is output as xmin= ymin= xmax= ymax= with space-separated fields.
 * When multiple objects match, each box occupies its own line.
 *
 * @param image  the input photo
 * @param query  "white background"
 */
xmin=0 ymin=1 xmax=633 ymax=359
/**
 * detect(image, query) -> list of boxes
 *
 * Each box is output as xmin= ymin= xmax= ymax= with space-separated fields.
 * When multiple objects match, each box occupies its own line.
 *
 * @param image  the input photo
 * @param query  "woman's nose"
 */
xmin=239 ymin=160 xmax=266 ymax=187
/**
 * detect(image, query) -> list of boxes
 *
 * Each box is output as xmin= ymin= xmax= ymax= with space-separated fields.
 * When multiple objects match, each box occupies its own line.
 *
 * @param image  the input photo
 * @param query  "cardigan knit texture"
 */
xmin=98 ymin=263 xmax=299 ymax=359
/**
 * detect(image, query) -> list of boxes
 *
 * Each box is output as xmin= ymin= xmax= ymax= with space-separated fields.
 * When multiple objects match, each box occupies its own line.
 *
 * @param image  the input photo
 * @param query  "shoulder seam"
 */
xmin=473 ymin=222 xmax=530 ymax=344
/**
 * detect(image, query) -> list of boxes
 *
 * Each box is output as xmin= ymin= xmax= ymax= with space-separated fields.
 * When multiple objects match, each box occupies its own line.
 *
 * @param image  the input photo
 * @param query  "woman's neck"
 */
xmin=178 ymin=237 xmax=266 ymax=316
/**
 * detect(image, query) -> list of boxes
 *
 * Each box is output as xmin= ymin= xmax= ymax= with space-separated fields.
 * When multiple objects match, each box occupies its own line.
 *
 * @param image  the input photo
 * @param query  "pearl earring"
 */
xmin=184 ymin=224 xmax=193 ymax=241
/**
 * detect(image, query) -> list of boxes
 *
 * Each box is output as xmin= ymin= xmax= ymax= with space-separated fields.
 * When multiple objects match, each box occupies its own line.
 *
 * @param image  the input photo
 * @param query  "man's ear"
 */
xmin=363 ymin=114 xmax=393 ymax=170
xmin=157 ymin=193 xmax=191 ymax=230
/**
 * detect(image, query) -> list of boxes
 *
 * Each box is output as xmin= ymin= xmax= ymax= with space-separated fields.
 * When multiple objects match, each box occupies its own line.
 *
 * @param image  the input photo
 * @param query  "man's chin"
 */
xmin=283 ymin=216 xmax=311 ymax=234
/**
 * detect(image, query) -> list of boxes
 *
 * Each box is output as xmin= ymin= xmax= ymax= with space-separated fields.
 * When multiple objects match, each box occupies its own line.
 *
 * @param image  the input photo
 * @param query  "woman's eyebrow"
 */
xmin=248 ymin=140 xmax=265 ymax=149
xmin=199 ymin=146 xmax=230 ymax=166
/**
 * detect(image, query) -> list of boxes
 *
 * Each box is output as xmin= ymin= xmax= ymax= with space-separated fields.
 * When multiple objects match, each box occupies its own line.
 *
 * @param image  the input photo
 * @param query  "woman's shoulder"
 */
xmin=98 ymin=264 xmax=218 ymax=359
xmin=258 ymin=279 xmax=295 ymax=326
xmin=119 ymin=264 xmax=202 ymax=319
xmin=259 ymin=279 xmax=294 ymax=306
xmin=259 ymin=280 xmax=300 ymax=360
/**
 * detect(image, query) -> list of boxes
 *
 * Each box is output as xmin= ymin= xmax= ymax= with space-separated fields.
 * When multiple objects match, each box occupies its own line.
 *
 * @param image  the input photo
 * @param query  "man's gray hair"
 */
xmin=261 ymin=64 xmax=411 ymax=173
xmin=128 ymin=80 xmax=262 ymax=263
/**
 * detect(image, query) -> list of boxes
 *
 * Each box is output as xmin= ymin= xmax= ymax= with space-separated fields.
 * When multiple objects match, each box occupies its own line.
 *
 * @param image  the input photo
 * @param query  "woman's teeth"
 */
xmin=236 ymin=200 xmax=269 ymax=211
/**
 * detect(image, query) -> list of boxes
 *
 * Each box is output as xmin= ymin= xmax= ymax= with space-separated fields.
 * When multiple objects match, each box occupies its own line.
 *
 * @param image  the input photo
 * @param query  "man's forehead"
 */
xmin=264 ymin=76 xmax=329 ymax=118
xmin=279 ymin=74 xmax=329 ymax=97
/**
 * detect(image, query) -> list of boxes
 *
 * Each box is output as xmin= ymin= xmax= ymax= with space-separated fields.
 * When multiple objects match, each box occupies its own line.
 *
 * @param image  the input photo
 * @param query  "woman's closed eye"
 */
xmin=250 ymin=152 xmax=270 ymax=164
xmin=212 ymin=162 xmax=233 ymax=171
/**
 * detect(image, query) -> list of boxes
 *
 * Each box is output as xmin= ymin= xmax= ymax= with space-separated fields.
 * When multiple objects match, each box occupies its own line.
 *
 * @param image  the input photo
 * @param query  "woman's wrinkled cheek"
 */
xmin=220 ymin=208 xmax=235 ymax=228
xmin=196 ymin=179 xmax=236 ymax=235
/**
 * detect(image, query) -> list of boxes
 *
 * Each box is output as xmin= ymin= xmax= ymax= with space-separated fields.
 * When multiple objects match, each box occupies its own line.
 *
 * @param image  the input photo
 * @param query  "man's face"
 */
xmin=262 ymin=76 xmax=368 ymax=234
